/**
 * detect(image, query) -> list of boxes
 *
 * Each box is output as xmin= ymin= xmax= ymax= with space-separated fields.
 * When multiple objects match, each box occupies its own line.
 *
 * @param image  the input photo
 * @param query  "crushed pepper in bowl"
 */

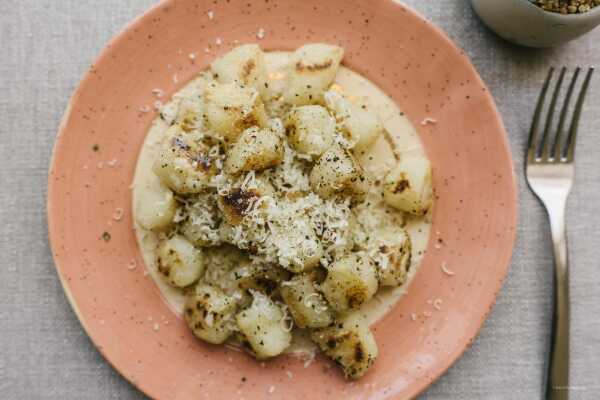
xmin=532 ymin=0 xmax=600 ymax=14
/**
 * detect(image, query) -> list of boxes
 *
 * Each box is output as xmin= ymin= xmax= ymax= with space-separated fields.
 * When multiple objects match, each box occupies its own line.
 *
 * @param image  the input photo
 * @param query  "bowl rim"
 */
xmin=46 ymin=0 xmax=519 ymax=398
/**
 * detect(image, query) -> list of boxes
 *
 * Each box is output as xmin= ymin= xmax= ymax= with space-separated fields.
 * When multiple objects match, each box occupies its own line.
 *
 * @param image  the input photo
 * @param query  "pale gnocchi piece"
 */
xmin=311 ymin=315 xmax=378 ymax=379
xmin=236 ymin=291 xmax=292 ymax=359
xmin=211 ymin=44 xmax=269 ymax=99
xmin=309 ymin=144 xmax=370 ymax=201
xmin=285 ymin=105 xmax=336 ymax=157
xmin=176 ymin=97 xmax=204 ymax=132
xmin=383 ymin=155 xmax=433 ymax=215
xmin=156 ymin=234 xmax=205 ymax=288
xmin=224 ymin=126 xmax=284 ymax=175
xmin=135 ymin=175 xmax=176 ymax=231
xmin=152 ymin=130 xmax=218 ymax=194
xmin=283 ymin=44 xmax=344 ymax=106
xmin=204 ymin=82 xmax=268 ymax=144
xmin=268 ymin=215 xmax=324 ymax=273
xmin=368 ymin=227 xmax=412 ymax=287
xmin=320 ymin=254 xmax=378 ymax=313
xmin=280 ymin=274 xmax=334 ymax=329
xmin=184 ymin=282 xmax=237 ymax=344
xmin=180 ymin=192 xmax=223 ymax=247
xmin=324 ymin=91 xmax=384 ymax=154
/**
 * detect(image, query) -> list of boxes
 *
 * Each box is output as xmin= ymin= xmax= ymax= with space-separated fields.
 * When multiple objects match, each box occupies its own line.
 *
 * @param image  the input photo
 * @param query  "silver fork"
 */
xmin=526 ymin=66 xmax=594 ymax=400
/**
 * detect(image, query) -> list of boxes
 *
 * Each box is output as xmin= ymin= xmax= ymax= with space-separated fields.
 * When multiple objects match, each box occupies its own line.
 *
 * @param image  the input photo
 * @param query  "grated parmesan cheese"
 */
xmin=113 ymin=207 xmax=124 ymax=221
xmin=421 ymin=117 xmax=437 ymax=125
xmin=205 ymin=312 xmax=214 ymax=327
xmin=152 ymin=88 xmax=165 ymax=98
xmin=302 ymin=351 xmax=316 ymax=368
xmin=440 ymin=262 xmax=455 ymax=276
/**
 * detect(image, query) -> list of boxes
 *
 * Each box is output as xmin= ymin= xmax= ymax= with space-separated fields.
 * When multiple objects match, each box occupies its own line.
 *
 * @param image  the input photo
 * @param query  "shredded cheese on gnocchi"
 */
xmin=135 ymin=43 xmax=433 ymax=380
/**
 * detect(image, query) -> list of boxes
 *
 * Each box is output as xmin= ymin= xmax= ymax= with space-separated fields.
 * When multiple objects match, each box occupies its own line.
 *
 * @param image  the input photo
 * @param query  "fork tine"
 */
xmin=552 ymin=68 xmax=580 ymax=160
xmin=540 ymin=67 xmax=566 ymax=160
xmin=564 ymin=67 xmax=594 ymax=162
xmin=528 ymin=68 xmax=554 ymax=162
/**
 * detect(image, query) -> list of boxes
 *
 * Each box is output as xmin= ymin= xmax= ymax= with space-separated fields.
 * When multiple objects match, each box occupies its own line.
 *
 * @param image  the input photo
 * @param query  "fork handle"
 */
xmin=546 ymin=205 xmax=570 ymax=400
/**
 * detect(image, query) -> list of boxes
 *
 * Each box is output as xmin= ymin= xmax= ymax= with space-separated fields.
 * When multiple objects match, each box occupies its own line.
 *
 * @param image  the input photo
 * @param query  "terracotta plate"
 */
xmin=47 ymin=0 xmax=517 ymax=398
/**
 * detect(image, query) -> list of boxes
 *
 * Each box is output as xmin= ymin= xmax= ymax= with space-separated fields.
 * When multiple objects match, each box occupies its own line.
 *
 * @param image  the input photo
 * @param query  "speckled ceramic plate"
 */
xmin=47 ymin=1 xmax=517 ymax=399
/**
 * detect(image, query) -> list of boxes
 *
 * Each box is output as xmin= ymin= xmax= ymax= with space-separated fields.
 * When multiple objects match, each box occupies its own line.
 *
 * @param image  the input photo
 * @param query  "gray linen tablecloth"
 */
xmin=1 ymin=1 xmax=599 ymax=399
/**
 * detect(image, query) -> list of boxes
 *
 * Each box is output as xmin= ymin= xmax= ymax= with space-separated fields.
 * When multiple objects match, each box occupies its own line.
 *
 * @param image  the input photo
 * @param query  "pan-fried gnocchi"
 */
xmin=156 ymin=234 xmax=205 ymax=288
xmin=324 ymin=91 xmax=384 ymax=154
xmin=204 ymin=82 xmax=268 ymax=144
xmin=311 ymin=315 xmax=378 ymax=379
xmin=320 ymin=254 xmax=379 ymax=312
xmin=236 ymin=291 xmax=292 ymax=359
xmin=134 ymin=43 xmax=433 ymax=379
xmin=383 ymin=155 xmax=433 ymax=215
xmin=281 ymin=274 xmax=334 ymax=328
xmin=309 ymin=144 xmax=370 ymax=201
xmin=223 ymin=125 xmax=284 ymax=175
xmin=210 ymin=44 xmax=269 ymax=99
xmin=135 ymin=175 xmax=176 ymax=231
xmin=152 ymin=128 xmax=219 ymax=194
xmin=285 ymin=105 xmax=336 ymax=157
xmin=184 ymin=283 xmax=237 ymax=344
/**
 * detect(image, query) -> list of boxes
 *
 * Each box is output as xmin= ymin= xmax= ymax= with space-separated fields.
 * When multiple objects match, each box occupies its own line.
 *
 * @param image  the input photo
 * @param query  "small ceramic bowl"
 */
xmin=471 ymin=0 xmax=600 ymax=47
